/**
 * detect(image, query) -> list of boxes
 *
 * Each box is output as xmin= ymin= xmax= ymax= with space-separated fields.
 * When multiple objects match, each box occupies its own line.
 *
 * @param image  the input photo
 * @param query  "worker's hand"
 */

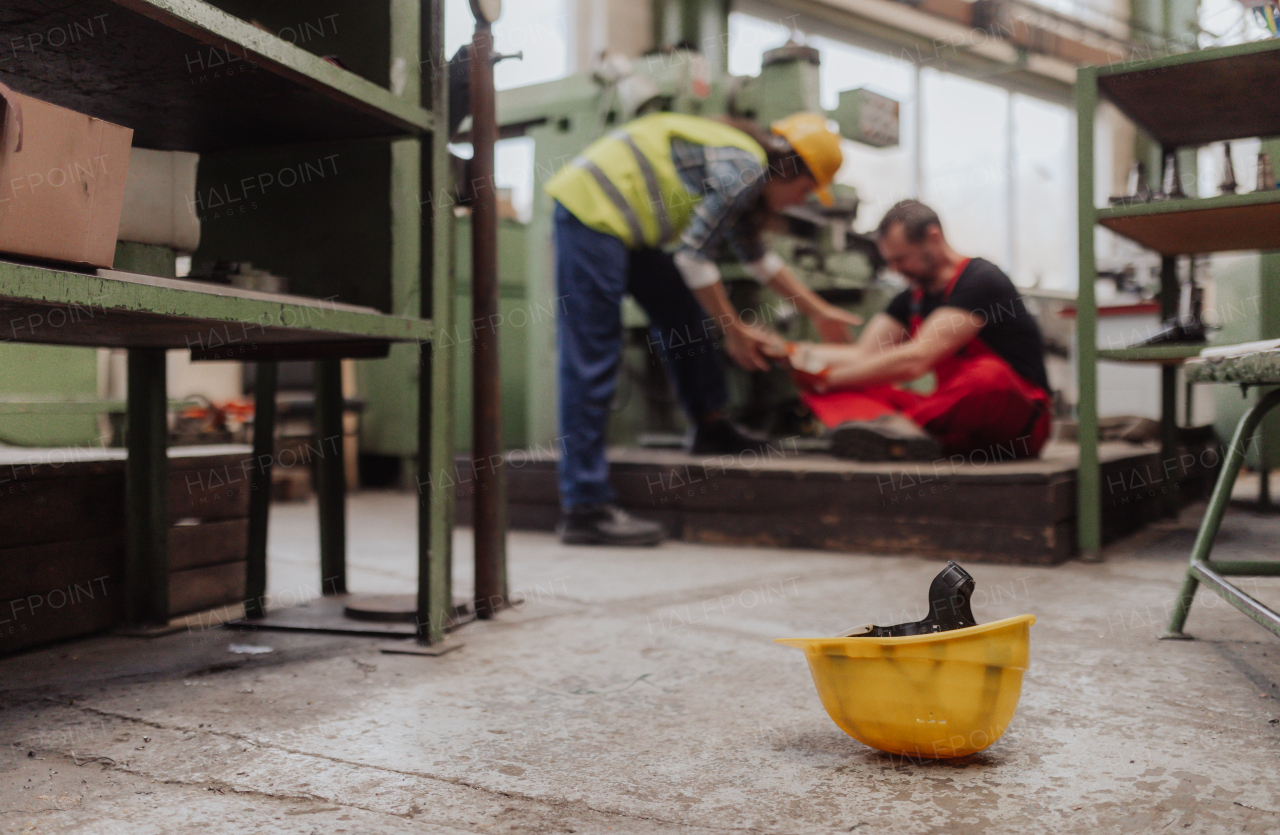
xmin=808 ymin=304 xmax=863 ymax=344
xmin=723 ymin=323 xmax=781 ymax=372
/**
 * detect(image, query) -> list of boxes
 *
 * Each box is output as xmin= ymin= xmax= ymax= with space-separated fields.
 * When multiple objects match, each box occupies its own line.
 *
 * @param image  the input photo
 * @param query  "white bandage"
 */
xmin=743 ymin=251 xmax=785 ymax=283
xmin=673 ymin=250 xmax=721 ymax=290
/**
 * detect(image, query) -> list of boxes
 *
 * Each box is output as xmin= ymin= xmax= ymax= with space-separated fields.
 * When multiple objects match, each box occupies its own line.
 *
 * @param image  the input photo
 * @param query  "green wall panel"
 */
xmin=0 ymin=344 xmax=100 ymax=446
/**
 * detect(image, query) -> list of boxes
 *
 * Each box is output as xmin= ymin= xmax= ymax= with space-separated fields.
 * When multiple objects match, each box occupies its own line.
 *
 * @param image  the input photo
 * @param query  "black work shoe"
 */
xmin=830 ymin=415 xmax=942 ymax=462
xmin=557 ymin=503 xmax=664 ymax=546
xmin=686 ymin=417 xmax=770 ymax=456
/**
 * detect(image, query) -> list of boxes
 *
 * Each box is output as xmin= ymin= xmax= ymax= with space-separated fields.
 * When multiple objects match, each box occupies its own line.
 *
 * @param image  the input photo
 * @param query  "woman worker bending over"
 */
xmin=543 ymin=111 xmax=856 ymax=546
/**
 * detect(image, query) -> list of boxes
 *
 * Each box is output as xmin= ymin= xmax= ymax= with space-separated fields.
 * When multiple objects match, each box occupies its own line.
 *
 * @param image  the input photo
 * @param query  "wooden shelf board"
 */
xmin=1097 ymin=344 xmax=1205 ymax=364
xmin=0 ymin=260 xmax=431 ymax=351
xmin=1097 ymin=190 xmax=1280 ymax=254
xmin=0 ymin=0 xmax=431 ymax=152
xmin=1097 ymin=39 xmax=1280 ymax=147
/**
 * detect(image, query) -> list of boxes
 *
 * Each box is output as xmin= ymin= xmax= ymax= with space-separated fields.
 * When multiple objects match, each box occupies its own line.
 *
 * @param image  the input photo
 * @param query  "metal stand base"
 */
xmin=343 ymin=594 xmax=418 ymax=623
xmin=377 ymin=640 xmax=464 ymax=656
xmin=226 ymin=595 xmax=476 ymax=637
xmin=115 ymin=622 xmax=190 ymax=638
xmin=1166 ymin=387 xmax=1280 ymax=639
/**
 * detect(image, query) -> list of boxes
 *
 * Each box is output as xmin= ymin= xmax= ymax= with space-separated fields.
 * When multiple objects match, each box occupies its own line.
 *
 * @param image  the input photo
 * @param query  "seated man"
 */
xmin=779 ymin=199 xmax=1052 ymax=462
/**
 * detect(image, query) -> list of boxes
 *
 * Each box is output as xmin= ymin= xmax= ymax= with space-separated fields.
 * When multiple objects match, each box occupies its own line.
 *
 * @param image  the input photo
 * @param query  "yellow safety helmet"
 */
xmin=771 ymin=112 xmax=843 ymax=207
xmin=776 ymin=562 xmax=1036 ymax=759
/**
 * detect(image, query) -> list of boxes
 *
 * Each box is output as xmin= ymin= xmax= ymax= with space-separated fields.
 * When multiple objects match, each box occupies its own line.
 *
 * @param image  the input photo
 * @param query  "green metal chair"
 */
xmin=1164 ymin=350 xmax=1280 ymax=639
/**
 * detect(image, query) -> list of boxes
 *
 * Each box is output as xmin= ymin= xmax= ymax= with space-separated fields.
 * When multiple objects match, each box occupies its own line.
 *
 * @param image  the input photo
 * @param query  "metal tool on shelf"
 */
xmin=1220 ymin=141 xmax=1238 ymax=194
xmin=1161 ymin=152 xmax=1186 ymax=199
xmin=1257 ymin=152 xmax=1275 ymax=191
xmin=1110 ymin=160 xmax=1152 ymax=204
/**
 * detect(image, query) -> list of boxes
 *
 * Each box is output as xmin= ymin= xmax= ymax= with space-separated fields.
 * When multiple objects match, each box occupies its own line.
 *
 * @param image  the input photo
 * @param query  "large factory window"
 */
xmin=442 ymin=0 xmax=570 ymax=223
xmin=919 ymin=73 xmax=1075 ymax=291
xmin=919 ymin=69 xmax=1011 ymax=278
xmin=726 ymin=11 xmax=791 ymax=76
xmin=444 ymin=0 xmax=570 ymax=90
xmin=1011 ymin=95 xmax=1075 ymax=290
xmin=810 ymin=35 xmax=916 ymax=237
xmin=1030 ymin=0 xmax=1129 ymax=40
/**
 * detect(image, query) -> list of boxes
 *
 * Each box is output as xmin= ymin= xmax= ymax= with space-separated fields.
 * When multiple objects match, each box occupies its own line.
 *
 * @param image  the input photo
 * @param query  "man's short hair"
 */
xmin=877 ymin=199 xmax=942 ymax=243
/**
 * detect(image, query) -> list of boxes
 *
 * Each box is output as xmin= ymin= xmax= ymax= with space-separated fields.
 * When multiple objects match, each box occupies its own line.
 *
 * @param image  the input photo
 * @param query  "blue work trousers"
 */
xmin=554 ymin=202 xmax=727 ymax=510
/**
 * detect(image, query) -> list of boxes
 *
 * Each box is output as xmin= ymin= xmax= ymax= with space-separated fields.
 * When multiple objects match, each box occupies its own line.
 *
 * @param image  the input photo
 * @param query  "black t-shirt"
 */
xmin=884 ymin=258 xmax=1049 ymax=393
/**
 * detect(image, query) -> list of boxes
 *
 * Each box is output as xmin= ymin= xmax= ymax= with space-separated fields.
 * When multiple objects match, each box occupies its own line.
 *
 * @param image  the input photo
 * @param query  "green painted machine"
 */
xmin=433 ymin=39 xmax=900 ymax=453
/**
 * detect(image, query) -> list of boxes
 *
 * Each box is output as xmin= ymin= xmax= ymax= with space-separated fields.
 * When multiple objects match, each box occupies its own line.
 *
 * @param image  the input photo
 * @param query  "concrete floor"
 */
xmin=2 ymin=493 xmax=1279 ymax=834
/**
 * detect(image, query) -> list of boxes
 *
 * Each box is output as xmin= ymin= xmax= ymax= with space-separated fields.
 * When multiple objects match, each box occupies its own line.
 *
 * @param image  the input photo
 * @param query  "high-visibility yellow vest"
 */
xmin=544 ymin=113 xmax=767 ymax=250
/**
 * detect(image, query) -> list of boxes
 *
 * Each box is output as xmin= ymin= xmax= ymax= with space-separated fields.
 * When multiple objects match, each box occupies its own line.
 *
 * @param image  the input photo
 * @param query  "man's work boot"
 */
xmin=830 ymin=414 xmax=942 ymax=462
xmin=557 ymin=503 xmax=664 ymax=546
xmin=687 ymin=417 xmax=769 ymax=456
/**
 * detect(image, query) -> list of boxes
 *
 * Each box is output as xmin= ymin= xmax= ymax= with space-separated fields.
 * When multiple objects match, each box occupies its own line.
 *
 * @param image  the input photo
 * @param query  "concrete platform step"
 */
xmin=452 ymin=439 xmax=1220 ymax=565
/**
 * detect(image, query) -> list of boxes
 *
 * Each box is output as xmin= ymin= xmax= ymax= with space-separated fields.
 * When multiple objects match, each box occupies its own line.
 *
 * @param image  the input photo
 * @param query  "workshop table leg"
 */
xmin=1161 ymin=364 xmax=1179 ymax=517
xmin=1159 ymin=254 xmax=1180 ymax=519
xmin=1075 ymin=67 xmax=1101 ymax=560
xmin=244 ymin=362 xmax=277 ymax=619
xmin=315 ymin=359 xmax=347 ymax=594
xmin=125 ymin=348 xmax=169 ymax=626
xmin=417 ymin=341 xmax=447 ymax=643
xmin=1258 ymin=428 xmax=1270 ymax=509
xmin=1165 ymin=387 xmax=1280 ymax=636
xmin=417 ymin=5 xmax=456 ymax=646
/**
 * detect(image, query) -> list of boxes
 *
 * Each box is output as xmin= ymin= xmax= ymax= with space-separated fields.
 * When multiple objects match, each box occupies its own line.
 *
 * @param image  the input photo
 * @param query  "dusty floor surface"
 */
xmin=2 ymin=492 xmax=1279 ymax=834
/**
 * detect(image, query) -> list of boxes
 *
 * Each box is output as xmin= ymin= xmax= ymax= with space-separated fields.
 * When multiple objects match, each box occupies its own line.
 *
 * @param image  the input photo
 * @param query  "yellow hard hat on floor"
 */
xmin=777 ymin=615 xmax=1035 ymax=758
xmin=776 ymin=562 xmax=1035 ymax=758
xmin=771 ymin=112 xmax=843 ymax=207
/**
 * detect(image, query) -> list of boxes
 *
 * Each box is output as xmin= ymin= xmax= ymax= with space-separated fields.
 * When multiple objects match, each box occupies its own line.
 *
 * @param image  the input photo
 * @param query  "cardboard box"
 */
xmin=0 ymin=83 xmax=133 ymax=268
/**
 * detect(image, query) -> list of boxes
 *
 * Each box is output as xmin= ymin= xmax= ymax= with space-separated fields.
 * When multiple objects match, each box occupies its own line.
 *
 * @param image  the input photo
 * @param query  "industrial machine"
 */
xmin=447 ymin=39 xmax=902 ymax=451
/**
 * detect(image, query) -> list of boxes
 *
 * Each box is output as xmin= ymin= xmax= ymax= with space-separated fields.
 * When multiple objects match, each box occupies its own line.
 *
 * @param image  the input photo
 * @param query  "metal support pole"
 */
xmin=244 ymin=361 xmax=277 ymax=619
xmin=414 ymin=0 xmax=453 ymax=644
xmin=125 ymin=348 xmax=169 ymax=626
xmin=1259 ymin=430 xmax=1270 ymax=508
xmin=1075 ymin=68 xmax=1101 ymax=559
xmin=315 ymin=359 xmax=347 ymax=594
xmin=1159 ymin=253 xmax=1180 ymax=518
xmin=1006 ymin=91 xmax=1017 ymax=279
xmin=417 ymin=341 xmax=447 ymax=642
xmin=470 ymin=18 xmax=507 ymax=619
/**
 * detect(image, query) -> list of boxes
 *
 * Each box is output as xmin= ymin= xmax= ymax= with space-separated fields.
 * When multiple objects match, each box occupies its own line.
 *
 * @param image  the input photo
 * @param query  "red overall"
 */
xmin=801 ymin=260 xmax=1052 ymax=458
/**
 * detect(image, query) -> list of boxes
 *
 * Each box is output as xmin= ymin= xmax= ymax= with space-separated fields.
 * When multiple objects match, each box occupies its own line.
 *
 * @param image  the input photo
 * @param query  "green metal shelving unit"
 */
xmin=0 ymin=0 xmax=455 ymax=643
xmin=1076 ymin=39 xmax=1280 ymax=558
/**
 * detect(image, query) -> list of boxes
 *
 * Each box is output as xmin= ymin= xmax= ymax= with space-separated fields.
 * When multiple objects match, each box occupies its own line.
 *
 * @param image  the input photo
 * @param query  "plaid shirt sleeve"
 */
xmin=674 ymin=143 xmax=768 ymax=265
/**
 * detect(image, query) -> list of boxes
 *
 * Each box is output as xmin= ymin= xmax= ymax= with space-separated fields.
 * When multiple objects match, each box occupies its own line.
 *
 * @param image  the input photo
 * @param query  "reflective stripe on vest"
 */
xmin=612 ymin=130 xmax=674 ymax=244
xmin=574 ymin=155 xmax=646 ymax=251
